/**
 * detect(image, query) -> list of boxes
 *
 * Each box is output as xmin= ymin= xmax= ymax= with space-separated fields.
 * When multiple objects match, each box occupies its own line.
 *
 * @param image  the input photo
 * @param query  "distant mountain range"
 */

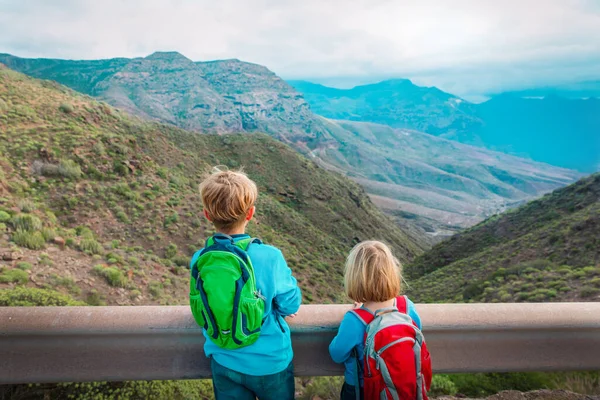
xmin=289 ymin=80 xmax=600 ymax=172
xmin=0 ymin=52 xmax=584 ymax=241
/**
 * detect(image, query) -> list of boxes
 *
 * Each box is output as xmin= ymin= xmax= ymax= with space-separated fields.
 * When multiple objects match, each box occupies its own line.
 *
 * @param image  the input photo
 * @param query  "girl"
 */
xmin=329 ymin=240 xmax=423 ymax=400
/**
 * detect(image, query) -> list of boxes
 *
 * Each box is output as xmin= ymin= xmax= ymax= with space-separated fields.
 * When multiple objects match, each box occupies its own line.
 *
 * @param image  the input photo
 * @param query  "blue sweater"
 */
xmin=190 ymin=233 xmax=302 ymax=376
xmin=328 ymin=297 xmax=422 ymax=386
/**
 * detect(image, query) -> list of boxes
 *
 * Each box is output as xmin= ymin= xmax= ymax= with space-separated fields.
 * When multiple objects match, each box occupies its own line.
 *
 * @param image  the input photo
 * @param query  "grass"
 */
xmin=10 ymin=213 xmax=42 ymax=231
xmin=93 ymin=265 xmax=127 ymax=288
xmin=79 ymin=238 xmax=104 ymax=255
xmin=12 ymin=229 xmax=46 ymax=250
xmin=0 ymin=268 xmax=29 ymax=284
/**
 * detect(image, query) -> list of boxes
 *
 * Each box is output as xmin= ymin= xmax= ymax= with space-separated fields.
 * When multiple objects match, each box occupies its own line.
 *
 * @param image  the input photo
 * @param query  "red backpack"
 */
xmin=351 ymin=296 xmax=432 ymax=400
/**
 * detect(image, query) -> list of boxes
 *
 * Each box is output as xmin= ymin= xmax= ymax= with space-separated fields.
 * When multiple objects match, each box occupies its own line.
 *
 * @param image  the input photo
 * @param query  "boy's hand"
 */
xmin=353 ymin=302 xmax=363 ymax=309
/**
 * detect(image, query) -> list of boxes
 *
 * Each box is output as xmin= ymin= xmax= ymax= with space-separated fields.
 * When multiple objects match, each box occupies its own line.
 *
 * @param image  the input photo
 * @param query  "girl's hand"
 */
xmin=286 ymin=313 xmax=297 ymax=319
xmin=353 ymin=302 xmax=363 ymax=309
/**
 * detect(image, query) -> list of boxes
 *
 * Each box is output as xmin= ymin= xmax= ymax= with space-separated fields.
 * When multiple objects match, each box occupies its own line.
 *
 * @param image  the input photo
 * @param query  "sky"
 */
xmin=1 ymin=0 xmax=599 ymax=100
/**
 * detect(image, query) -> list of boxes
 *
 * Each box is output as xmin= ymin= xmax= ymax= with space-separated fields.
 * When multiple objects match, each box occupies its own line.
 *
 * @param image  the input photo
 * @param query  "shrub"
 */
xmin=0 ymin=268 xmax=29 ymax=284
xmin=85 ymin=290 xmax=106 ymax=306
xmin=12 ymin=229 xmax=46 ymax=250
xmin=79 ymin=238 xmax=104 ymax=255
xmin=40 ymin=227 xmax=57 ymax=242
xmin=0 ymin=287 xmax=84 ymax=306
xmin=580 ymin=286 xmax=600 ymax=299
xmin=50 ymin=274 xmax=80 ymax=295
xmin=172 ymin=255 xmax=190 ymax=267
xmin=11 ymin=213 xmax=42 ymax=231
xmin=0 ymin=210 xmax=10 ymax=223
xmin=164 ymin=212 xmax=179 ymax=227
xmin=165 ymin=243 xmax=178 ymax=259
xmin=39 ymin=253 xmax=54 ymax=266
xmin=57 ymin=159 xmax=82 ymax=179
xmin=93 ymin=265 xmax=127 ymax=287
xmin=429 ymin=375 xmax=458 ymax=396
xmin=149 ymin=281 xmax=163 ymax=299
xmin=16 ymin=262 xmax=32 ymax=270
xmin=17 ymin=199 xmax=36 ymax=213
xmin=58 ymin=103 xmax=74 ymax=114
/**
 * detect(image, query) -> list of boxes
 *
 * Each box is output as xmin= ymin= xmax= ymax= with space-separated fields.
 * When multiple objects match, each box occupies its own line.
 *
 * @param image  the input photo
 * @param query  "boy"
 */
xmin=190 ymin=168 xmax=301 ymax=400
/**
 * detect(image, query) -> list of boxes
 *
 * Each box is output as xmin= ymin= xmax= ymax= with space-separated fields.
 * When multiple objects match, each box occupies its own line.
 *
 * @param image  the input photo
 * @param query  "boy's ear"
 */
xmin=203 ymin=209 xmax=211 ymax=221
xmin=245 ymin=206 xmax=255 ymax=222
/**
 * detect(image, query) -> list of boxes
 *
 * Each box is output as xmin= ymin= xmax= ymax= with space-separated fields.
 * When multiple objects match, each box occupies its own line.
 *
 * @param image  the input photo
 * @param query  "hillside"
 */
xmin=406 ymin=173 xmax=600 ymax=303
xmin=0 ymin=65 xmax=424 ymax=306
xmin=291 ymin=80 xmax=600 ymax=172
xmin=314 ymin=119 xmax=581 ymax=241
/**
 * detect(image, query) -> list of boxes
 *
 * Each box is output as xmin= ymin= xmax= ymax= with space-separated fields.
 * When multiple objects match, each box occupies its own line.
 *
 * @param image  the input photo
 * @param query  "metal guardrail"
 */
xmin=1 ymin=303 xmax=600 ymax=384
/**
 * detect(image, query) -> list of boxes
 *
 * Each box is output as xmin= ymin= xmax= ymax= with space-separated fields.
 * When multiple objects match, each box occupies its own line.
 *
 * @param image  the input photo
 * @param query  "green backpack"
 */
xmin=189 ymin=233 xmax=265 ymax=349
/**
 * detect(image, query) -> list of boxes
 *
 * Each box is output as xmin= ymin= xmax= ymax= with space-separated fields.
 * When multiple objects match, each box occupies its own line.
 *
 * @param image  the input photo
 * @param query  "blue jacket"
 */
xmin=328 ymin=297 xmax=422 ymax=386
xmin=190 ymin=233 xmax=302 ymax=376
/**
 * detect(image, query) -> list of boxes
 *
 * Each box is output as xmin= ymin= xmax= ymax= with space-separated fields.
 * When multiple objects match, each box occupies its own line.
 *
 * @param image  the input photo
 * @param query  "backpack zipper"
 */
xmin=377 ymin=337 xmax=415 ymax=356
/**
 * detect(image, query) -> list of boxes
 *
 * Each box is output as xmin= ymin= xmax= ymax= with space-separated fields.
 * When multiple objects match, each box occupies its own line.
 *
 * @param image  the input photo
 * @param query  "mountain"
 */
xmin=313 ymin=119 xmax=580 ymax=242
xmin=0 ymin=53 xmax=583 ymax=240
xmin=0 ymin=52 xmax=330 ymax=146
xmin=406 ymin=173 xmax=600 ymax=303
xmin=290 ymin=80 xmax=600 ymax=172
xmin=288 ymin=79 xmax=483 ymax=143
xmin=0 ymin=65 xmax=424 ymax=306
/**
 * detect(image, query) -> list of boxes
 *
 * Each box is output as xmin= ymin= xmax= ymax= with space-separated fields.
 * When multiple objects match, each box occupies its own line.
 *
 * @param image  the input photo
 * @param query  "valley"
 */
xmin=0 ymin=52 xmax=585 ymax=243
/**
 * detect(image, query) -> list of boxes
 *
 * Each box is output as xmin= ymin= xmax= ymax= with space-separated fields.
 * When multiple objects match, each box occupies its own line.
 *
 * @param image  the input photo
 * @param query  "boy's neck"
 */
xmin=218 ymin=225 xmax=246 ymax=236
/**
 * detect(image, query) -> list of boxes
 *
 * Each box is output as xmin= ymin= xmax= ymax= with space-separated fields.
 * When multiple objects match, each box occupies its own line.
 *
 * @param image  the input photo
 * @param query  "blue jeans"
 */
xmin=340 ymin=381 xmax=363 ymax=400
xmin=210 ymin=357 xmax=295 ymax=400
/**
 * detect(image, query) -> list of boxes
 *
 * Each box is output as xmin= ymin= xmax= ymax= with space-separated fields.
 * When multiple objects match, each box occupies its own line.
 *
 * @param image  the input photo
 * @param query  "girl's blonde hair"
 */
xmin=344 ymin=241 xmax=402 ymax=302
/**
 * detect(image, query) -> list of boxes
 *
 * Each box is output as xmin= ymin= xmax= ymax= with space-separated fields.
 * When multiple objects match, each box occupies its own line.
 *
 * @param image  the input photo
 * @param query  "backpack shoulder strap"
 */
xmin=349 ymin=307 xmax=375 ymax=325
xmin=237 ymin=237 xmax=262 ymax=251
xmin=395 ymin=295 xmax=408 ymax=314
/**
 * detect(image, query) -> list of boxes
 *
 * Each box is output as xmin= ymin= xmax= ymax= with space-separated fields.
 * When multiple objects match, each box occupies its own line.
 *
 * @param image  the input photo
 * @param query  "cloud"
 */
xmin=1 ymin=0 xmax=599 ymax=97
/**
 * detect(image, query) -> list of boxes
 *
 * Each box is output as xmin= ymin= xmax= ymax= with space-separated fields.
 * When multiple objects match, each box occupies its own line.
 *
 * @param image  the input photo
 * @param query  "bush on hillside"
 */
xmin=10 ymin=213 xmax=42 ymax=231
xmin=58 ymin=103 xmax=74 ymax=114
xmin=12 ymin=229 xmax=46 ymax=250
xmin=0 ymin=268 xmax=29 ymax=284
xmin=80 ymin=238 xmax=104 ymax=255
xmin=58 ymin=159 xmax=82 ymax=179
xmin=0 ymin=287 xmax=84 ymax=306
xmin=93 ymin=265 xmax=127 ymax=288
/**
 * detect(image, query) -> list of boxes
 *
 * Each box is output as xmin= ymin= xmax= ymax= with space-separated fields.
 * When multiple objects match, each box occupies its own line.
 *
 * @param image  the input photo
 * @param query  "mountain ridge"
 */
xmin=291 ymin=79 xmax=600 ymax=172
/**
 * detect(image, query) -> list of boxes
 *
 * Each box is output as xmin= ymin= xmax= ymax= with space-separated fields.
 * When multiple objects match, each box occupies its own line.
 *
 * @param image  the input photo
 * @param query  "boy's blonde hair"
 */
xmin=200 ymin=167 xmax=258 ymax=231
xmin=344 ymin=241 xmax=402 ymax=303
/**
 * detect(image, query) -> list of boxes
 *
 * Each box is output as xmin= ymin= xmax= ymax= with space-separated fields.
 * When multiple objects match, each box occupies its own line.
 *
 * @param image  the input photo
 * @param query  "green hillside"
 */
xmin=406 ymin=173 xmax=600 ymax=303
xmin=0 ymin=65 xmax=424 ymax=306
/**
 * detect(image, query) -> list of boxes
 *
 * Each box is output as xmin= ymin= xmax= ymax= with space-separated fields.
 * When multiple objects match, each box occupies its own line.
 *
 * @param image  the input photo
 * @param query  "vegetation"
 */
xmin=0 ymin=287 xmax=84 ymax=306
xmin=0 ymin=64 xmax=422 ymax=306
xmin=93 ymin=265 xmax=127 ymax=288
xmin=407 ymin=174 xmax=600 ymax=303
